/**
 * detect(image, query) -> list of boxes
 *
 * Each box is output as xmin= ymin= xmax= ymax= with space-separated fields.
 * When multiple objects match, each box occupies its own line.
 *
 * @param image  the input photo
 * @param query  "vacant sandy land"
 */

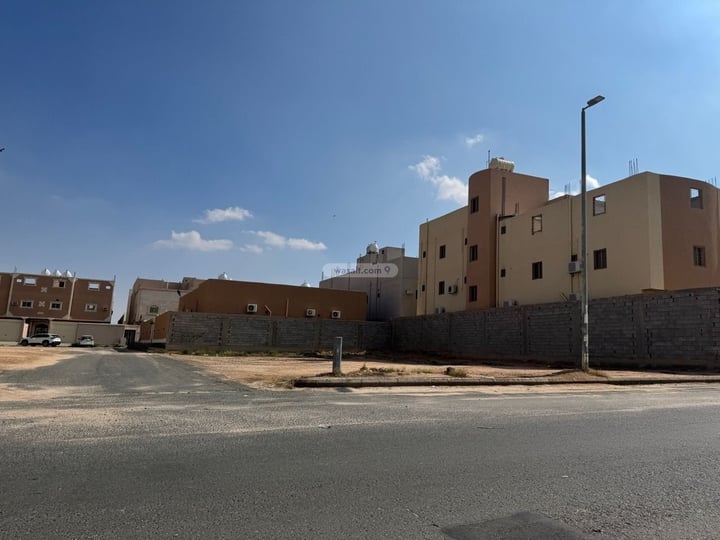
xmin=0 ymin=346 xmax=75 ymax=372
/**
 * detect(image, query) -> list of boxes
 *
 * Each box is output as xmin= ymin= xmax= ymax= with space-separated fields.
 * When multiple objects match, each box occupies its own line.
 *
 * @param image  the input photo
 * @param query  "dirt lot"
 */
xmin=0 ymin=345 xmax=74 ymax=371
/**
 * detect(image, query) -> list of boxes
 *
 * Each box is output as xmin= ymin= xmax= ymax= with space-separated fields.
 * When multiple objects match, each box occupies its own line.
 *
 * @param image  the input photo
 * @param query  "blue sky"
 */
xmin=1 ymin=1 xmax=719 ymax=322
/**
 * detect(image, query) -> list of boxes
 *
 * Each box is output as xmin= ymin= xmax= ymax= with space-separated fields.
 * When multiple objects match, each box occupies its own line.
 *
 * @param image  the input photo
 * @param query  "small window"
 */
xmin=421 ymin=284 xmax=426 ymax=292
xmin=20 ymin=300 xmax=33 ymax=308
xmin=531 ymin=215 xmax=543 ymax=234
xmin=88 ymin=282 xmax=100 ymax=291
xmin=148 ymin=305 xmax=160 ymax=314
xmin=500 ymin=268 xmax=506 ymax=277
xmin=594 ymin=248 xmax=608 ymax=270
xmin=439 ymin=245 xmax=446 ymax=259
xmin=693 ymin=246 xmax=706 ymax=267
xmin=532 ymin=261 xmax=543 ymax=280
xmin=500 ymin=225 xmax=507 ymax=235
xmin=468 ymin=245 xmax=478 ymax=262
xmin=24 ymin=277 xmax=36 ymax=286
xmin=438 ymin=281 xmax=445 ymax=295
xmin=85 ymin=303 xmax=97 ymax=312
xmin=53 ymin=279 xmax=66 ymax=288
xmin=571 ymin=254 xmax=578 ymax=262
xmin=690 ymin=188 xmax=703 ymax=209
xmin=593 ymin=194 xmax=606 ymax=215
xmin=468 ymin=286 xmax=478 ymax=302
xmin=50 ymin=302 xmax=62 ymax=310
xmin=470 ymin=196 xmax=479 ymax=213
xmin=422 ymin=251 xmax=426 ymax=259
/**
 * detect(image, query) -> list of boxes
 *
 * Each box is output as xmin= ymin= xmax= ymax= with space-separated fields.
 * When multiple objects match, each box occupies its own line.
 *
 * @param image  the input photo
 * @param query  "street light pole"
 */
xmin=580 ymin=95 xmax=604 ymax=372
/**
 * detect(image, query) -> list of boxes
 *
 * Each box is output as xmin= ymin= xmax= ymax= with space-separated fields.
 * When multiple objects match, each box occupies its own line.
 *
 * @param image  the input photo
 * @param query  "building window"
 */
xmin=594 ymin=248 xmax=608 ymax=270
xmin=500 ymin=225 xmax=507 ymax=234
xmin=148 ymin=305 xmax=160 ymax=314
xmin=691 ymin=188 xmax=703 ymax=209
xmin=593 ymin=194 xmax=606 ymax=215
xmin=468 ymin=245 xmax=478 ymax=262
xmin=693 ymin=246 xmax=706 ymax=267
xmin=85 ymin=303 xmax=97 ymax=312
xmin=438 ymin=281 xmax=445 ymax=295
xmin=422 ymin=251 xmax=426 ymax=259
xmin=88 ymin=282 xmax=100 ymax=291
xmin=532 ymin=261 xmax=543 ymax=280
xmin=468 ymin=286 xmax=478 ymax=302
xmin=50 ymin=301 xmax=62 ymax=310
xmin=23 ymin=277 xmax=36 ymax=286
xmin=500 ymin=268 xmax=506 ymax=277
xmin=531 ymin=215 xmax=543 ymax=234
xmin=439 ymin=245 xmax=446 ymax=259
xmin=571 ymin=254 xmax=578 ymax=262
xmin=20 ymin=300 xmax=33 ymax=308
xmin=421 ymin=284 xmax=426 ymax=292
xmin=470 ymin=196 xmax=479 ymax=213
xmin=53 ymin=279 xmax=66 ymax=288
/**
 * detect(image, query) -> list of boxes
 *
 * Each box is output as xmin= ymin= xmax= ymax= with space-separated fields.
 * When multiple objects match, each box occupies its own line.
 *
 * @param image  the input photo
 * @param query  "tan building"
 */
xmin=417 ymin=208 xmax=467 ymax=314
xmin=125 ymin=276 xmax=204 ymax=324
xmin=320 ymin=243 xmax=418 ymax=320
xmin=0 ymin=269 xmax=115 ymax=336
xmin=498 ymin=171 xmax=720 ymax=305
xmin=179 ymin=279 xmax=367 ymax=321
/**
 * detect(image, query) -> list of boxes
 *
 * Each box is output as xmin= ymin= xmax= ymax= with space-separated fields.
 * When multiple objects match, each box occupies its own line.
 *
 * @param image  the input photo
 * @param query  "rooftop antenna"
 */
xmin=487 ymin=149 xmax=490 ymax=168
xmin=628 ymin=158 xmax=639 ymax=176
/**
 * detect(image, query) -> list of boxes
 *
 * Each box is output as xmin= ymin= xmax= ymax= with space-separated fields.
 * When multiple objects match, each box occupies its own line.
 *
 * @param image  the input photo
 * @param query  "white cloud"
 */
xmin=250 ymin=230 xmax=327 ymax=251
xmin=465 ymin=133 xmax=485 ymax=148
xmin=409 ymin=155 xmax=467 ymax=205
xmin=586 ymin=174 xmax=600 ymax=189
xmin=550 ymin=175 xmax=602 ymax=198
xmin=194 ymin=206 xmax=253 ymax=224
xmin=240 ymin=244 xmax=264 ymax=254
xmin=153 ymin=230 xmax=233 ymax=252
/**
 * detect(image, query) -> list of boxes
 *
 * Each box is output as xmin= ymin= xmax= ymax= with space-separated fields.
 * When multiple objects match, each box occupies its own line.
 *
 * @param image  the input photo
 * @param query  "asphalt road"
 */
xmin=1 ymin=350 xmax=720 ymax=539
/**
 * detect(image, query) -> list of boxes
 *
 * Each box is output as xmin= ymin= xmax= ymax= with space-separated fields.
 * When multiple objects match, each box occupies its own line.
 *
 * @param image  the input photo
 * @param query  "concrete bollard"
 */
xmin=333 ymin=336 xmax=343 ymax=376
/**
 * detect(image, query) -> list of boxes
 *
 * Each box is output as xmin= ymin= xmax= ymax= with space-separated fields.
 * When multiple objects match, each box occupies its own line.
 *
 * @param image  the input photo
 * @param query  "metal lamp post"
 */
xmin=580 ymin=94 xmax=604 ymax=372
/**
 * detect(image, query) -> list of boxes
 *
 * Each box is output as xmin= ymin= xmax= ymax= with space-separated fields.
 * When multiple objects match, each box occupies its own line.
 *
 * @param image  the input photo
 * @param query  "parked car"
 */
xmin=19 ymin=333 xmax=62 ymax=347
xmin=76 ymin=335 xmax=95 ymax=347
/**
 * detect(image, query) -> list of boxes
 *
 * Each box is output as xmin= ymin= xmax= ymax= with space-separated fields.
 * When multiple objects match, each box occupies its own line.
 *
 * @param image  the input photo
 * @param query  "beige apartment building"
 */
xmin=125 ymin=276 xmax=204 ymax=324
xmin=498 ymin=172 xmax=720 ymax=305
xmin=321 ymin=243 xmax=418 ymax=320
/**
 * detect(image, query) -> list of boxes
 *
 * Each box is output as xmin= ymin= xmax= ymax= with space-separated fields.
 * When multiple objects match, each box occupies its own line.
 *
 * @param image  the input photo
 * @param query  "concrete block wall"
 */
xmin=165 ymin=312 xmax=390 ymax=352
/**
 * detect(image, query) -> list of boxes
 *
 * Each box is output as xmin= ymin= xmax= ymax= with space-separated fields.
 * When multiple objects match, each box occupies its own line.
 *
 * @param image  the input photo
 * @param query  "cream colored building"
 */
xmin=417 ymin=207 xmax=467 ymax=314
xmin=125 ymin=276 xmax=204 ymax=324
xmin=498 ymin=172 xmax=720 ymax=305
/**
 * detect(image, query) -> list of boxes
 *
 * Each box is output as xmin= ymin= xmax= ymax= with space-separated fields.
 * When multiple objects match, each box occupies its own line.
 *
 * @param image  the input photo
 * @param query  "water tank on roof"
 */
xmin=54 ymin=269 xmax=62 ymax=276
xmin=489 ymin=157 xmax=515 ymax=172
xmin=300 ymin=281 xmax=312 ymax=287
xmin=366 ymin=241 xmax=379 ymax=255
xmin=64 ymin=270 xmax=73 ymax=278
xmin=41 ymin=268 xmax=51 ymax=275
xmin=218 ymin=272 xmax=230 ymax=280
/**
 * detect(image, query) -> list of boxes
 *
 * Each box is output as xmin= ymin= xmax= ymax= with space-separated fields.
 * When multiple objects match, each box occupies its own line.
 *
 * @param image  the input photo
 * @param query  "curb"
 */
xmin=293 ymin=376 xmax=720 ymax=388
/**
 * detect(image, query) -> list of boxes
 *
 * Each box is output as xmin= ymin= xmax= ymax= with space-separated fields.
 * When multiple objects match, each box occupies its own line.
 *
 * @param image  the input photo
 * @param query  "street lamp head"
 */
xmin=585 ymin=95 xmax=605 ymax=108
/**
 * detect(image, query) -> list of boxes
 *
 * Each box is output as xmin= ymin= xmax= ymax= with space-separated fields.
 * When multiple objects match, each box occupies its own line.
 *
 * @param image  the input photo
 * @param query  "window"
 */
xmin=468 ymin=286 xmax=478 ymax=302
xmin=470 ymin=196 xmax=479 ymax=213
xmin=594 ymin=248 xmax=608 ymax=270
xmin=85 ymin=303 xmax=97 ymax=312
xmin=50 ymin=302 xmax=62 ymax=310
xmin=20 ymin=300 xmax=33 ymax=308
xmin=593 ymin=194 xmax=606 ymax=215
xmin=571 ymin=254 xmax=578 ymax=262
xmin=468 ymin=245 xmax=478 ymax=262
xmin=500 ymin=268 xmax=506 ymax=277
xmin=422 ymin=251 xmax=426 ymax=259
xmin=53 ymin=279 xmax=66 ymax=288
xmin=532 ymin=261 xmax=543 ymax=280
xmin=438 ymin=281 xmax=445 ymax=295
xmin=532 ymin=215 xmax=543 ymax=234
xmin=439 ymin=245 xmax=446 ymax=259
xmin=23 ymin=277 xmax=36 ymax=286
xmin=691 ymin=188 xmax=703 ymax=209
xmin=148 ymin=305 xmax=160 ymax=314
xmin=421 ymin=284 xmax=426 ymax=292
xmin=88 ymin=282 xmax=100 ymax=291
xmin=693 ymin=246 xmax=706 ymax=267
xmin=500 ymin=225 xmax=507 ymax=235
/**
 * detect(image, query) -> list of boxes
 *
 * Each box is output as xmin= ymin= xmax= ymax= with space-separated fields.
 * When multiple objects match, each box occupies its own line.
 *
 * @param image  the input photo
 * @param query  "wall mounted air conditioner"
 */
xmin=331 ymin=310 xmax=342 ymax=319
xmin=306 ymin=308 xmax=316 ymax=317
xmin=246 ymin=303 xmax=258 ymax=313
xmin=568 ymin=293 xmax=578 ymax=302
xmin=568 ymin=261 xmax=582 ymax=274
xmin=448 ymin=285 xmax=458 ymax=294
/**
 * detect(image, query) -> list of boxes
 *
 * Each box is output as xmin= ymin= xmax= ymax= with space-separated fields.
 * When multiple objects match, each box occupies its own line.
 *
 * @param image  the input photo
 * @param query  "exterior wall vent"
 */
xmin=331 ymin=310 xmax=342 ymax=319
xmin=306 ymin=308 xmax=316 ymax=317
xmin=246 ymin=304 xmax=258 ymax=313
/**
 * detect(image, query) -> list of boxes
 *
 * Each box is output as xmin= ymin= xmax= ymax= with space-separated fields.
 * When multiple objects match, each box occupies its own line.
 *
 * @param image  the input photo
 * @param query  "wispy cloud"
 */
xmin=550 ymin=175 xmax=602 ymax=199
xmin=465 ymin=133 xmax=485 ymax=148
xmin=153 ymin=230 xmax=233 ymax=251
xmin=240 ymin=244 xmax=264 ymax=254
xmin=249 ymin=230 xmax=327 ymax=251
xmin=409 ymin=155 xmax=467 ymax=205
xmin=194 ymin=206 xmax=253 ymax=224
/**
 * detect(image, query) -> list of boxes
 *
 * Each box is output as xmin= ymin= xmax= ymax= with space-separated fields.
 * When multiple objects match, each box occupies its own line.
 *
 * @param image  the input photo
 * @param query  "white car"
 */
xmin=77 ymin=335 xmax=95 ymax=347
xmin=20 ymin=333 xmax=62 ymax=347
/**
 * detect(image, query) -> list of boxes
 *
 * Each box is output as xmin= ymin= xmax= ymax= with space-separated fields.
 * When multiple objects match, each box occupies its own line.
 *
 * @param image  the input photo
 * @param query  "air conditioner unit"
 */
xmin=404 ymin=289 xmax=414 ymax=295
xmin=448 ymin=285 xmax=458 ymax=294
xmin=246 ymin=303 xmax=258 ymax=313
xmin=568 ymin=261 xmax=582 ymax=274
xmin=568 ymin=293 xmax=579 ymax=302
xmin=331 ymin=310 xmax=342 ymax=319
xmin=306 ymin=308 xmax=316 ymax=317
